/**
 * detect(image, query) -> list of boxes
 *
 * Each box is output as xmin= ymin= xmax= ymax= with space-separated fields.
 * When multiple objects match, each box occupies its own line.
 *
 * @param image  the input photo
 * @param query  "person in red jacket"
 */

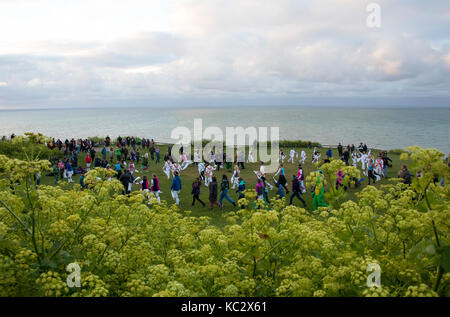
xmin=151 ymin=173 xmax=161 ymax=203
xmin=85 ymin=153 xmax=92 ymax=171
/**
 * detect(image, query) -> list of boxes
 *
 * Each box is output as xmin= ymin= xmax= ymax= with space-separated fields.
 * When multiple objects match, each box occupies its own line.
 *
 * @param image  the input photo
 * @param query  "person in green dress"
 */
xmin=312 ymin=170 xmax=329 ymax=210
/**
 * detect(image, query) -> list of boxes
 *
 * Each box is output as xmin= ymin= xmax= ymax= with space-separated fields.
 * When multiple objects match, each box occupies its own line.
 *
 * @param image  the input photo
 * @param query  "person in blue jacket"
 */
xmin=236 ymin=177 xmax=246 ymax=199
xmin=326 ymin=148 xmax=332 ymax=159
xmin=171 ymin=171 xmax=182 ymax=205
xmin=66 ymin=161 xmax=74 ymax=183
xmin=219 ymin=174 xmax=236 ymax=207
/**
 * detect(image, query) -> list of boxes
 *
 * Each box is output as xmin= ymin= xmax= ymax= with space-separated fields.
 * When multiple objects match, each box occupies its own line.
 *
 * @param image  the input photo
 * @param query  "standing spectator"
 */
xmin=326 ymin=148 xmax=332 ymax=159
xmin=155 ymin=147 xmax=161 ymax=164
xmin=101 ymin=146 xmax=107 ymax=160
xmin=338 ymin=143 xmax=343 ymax=157
xmin=115 ymin=161 xmax=122 ymax=179
xmin=53 ymin=162 xmax=59 ymax=184
xmin=398 ymin=165 xmax=412 ymax=185
xmin=343 ymin=149 xmax=350 ymax=166
xmin=79 ymin=173 xmax=85 ymax=189
xmin=85 ymin=153 xmax=92 ymax=171
xmin=58 ymin=160 xmax=65 ymax=180
xmin=66 ymin=161 xmax=74 ymax=183
xmin=150 ymin=144 xmax=155 ymax=161
xmin=90 ymin=148 xmax=96 ymax=162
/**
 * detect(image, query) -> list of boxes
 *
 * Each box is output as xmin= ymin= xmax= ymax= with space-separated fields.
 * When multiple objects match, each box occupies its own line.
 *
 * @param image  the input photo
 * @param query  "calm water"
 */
xmin=0 ymin=106 xmax=449 ymax=153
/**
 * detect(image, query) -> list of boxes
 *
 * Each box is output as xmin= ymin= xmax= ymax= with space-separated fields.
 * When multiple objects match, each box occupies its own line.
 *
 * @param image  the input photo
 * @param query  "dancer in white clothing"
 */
xmin=254 ymin=161 xmax=266 ymax=179
xmin=247 ymin=149 xmax=255 ymax=163
xmin=163 ymin=160 xmax=172 ymax=179
xmin=312 ymin=151 xmax=321 ymax=164
xmin=204 ymin=163 xmax=216 ymax=186
xmin=374 ymin=155 xmax=384 ymax=178
xmin=300 ymin=150 xmax=307 ymax=164
xmin=193 ymin=149 xmax=201 ymax=163
xmin=209 ymin=151 xmax=215 ymax=164
xmin=231 ymin=165 xmax=240 ymax=189
xmin=351 ymin=151 xmax=360 ymax=167
xmin=180 ymin=152 xmax=193 ymax=170
xmin=288 ymin=149 xmax=297 ymax=164
xmin=279 ymin=149 xmax=286 ymax=163
xmin=198 ymin=161 xmax=206 ymax=181
xmin=360 ymin=151 xmax=368 ymax=174
xmin=171 ymin=161 xmax=181 ymax=176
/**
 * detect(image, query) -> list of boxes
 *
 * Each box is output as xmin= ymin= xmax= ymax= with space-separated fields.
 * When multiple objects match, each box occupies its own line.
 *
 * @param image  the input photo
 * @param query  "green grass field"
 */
xmin=40 ymin=144 xmax=405 ymax=227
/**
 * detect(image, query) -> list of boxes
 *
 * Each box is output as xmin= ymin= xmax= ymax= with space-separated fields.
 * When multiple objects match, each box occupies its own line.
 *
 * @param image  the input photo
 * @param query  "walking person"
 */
xmin=209 ymin=176 xmax=221 ymax=209
xmin=191 ymin=178 xmax=206 ymax=207
xmin=367 ymin=158 xmax=377 ymax=185
xmin=274 ymin=163 xmax=289 ymax=193
xmin=219 ymin=175 xmax=236 ymax=207
xmin=150 ymin=173 xmax=161 ymax=203
xmin=170 ymin=171 xmax=182 ymax=206
xmin=236 ymin=177 xmax=246 ymax=199
xmin=289 ymin=175 xmax=307 ymax=207
xmin=261 ymin=176 xmax=273 ymax=204
xmin=381 ymin=151 xmax=392 ymax=178
xmin=273 ymin=177 xmax=286 ymax=199
xmin=141 ymin=175 xmax=149 ymax=193
xmin=255 ymin=178 xmax=265 ymax=201
xmin=119 ymin=169 xmax=131 ymax=194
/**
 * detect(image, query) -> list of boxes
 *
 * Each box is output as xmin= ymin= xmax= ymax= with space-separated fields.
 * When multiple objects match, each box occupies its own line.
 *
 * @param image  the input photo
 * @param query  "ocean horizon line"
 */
xmin=1 ymin=104 xmax=450 ymax=112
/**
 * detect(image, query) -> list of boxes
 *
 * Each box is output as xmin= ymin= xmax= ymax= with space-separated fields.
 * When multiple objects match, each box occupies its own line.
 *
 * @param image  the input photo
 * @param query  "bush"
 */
xmin=0 ymin=145 xmax=448 ymax=297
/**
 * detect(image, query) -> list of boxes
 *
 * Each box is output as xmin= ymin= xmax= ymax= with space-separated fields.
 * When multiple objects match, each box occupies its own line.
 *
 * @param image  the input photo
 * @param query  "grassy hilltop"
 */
xmin=30 ymin=139 xmax=406 ymax=227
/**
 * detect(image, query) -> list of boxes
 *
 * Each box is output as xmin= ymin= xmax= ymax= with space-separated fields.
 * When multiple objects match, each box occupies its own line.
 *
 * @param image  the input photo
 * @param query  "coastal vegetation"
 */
xmin=0 ymin=133 xmax=448 ymax=297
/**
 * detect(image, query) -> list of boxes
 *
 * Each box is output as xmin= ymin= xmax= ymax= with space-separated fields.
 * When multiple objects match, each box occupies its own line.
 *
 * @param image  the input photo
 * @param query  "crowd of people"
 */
xmin=5 ymin=133 xmax=447 ymax=211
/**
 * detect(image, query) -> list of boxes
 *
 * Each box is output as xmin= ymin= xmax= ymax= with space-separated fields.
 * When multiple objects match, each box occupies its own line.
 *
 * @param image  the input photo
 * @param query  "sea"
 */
xmin=0 ymin=106 xmax=449 ymax=154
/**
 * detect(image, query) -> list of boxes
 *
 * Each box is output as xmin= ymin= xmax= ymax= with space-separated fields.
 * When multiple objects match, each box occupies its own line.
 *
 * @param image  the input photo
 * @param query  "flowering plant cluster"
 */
xmin=0 ymin=137 xmax=448 ymax=297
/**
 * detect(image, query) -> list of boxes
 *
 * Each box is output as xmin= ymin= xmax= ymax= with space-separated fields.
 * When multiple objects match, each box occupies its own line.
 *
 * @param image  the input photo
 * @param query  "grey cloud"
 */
xmin=0 ymin=0 xmax=449 ymax=108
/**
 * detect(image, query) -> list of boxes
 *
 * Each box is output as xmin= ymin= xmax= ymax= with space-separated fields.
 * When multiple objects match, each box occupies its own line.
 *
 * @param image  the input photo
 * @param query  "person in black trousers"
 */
xmin=289 ymin=175 xmax=307 ymax=207
xmin=191 ymin=178 xmax=206 ymax=206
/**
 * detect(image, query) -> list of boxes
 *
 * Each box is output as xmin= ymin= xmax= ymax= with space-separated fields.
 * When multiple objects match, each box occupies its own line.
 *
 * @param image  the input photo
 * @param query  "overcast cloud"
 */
xmin=0 ymin=0 xmax=449 ymax=109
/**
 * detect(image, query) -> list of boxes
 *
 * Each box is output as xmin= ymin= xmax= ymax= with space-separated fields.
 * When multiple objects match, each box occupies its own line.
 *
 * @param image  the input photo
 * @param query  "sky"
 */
xmin=0 ymin=0 xmax=449 ymax=109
